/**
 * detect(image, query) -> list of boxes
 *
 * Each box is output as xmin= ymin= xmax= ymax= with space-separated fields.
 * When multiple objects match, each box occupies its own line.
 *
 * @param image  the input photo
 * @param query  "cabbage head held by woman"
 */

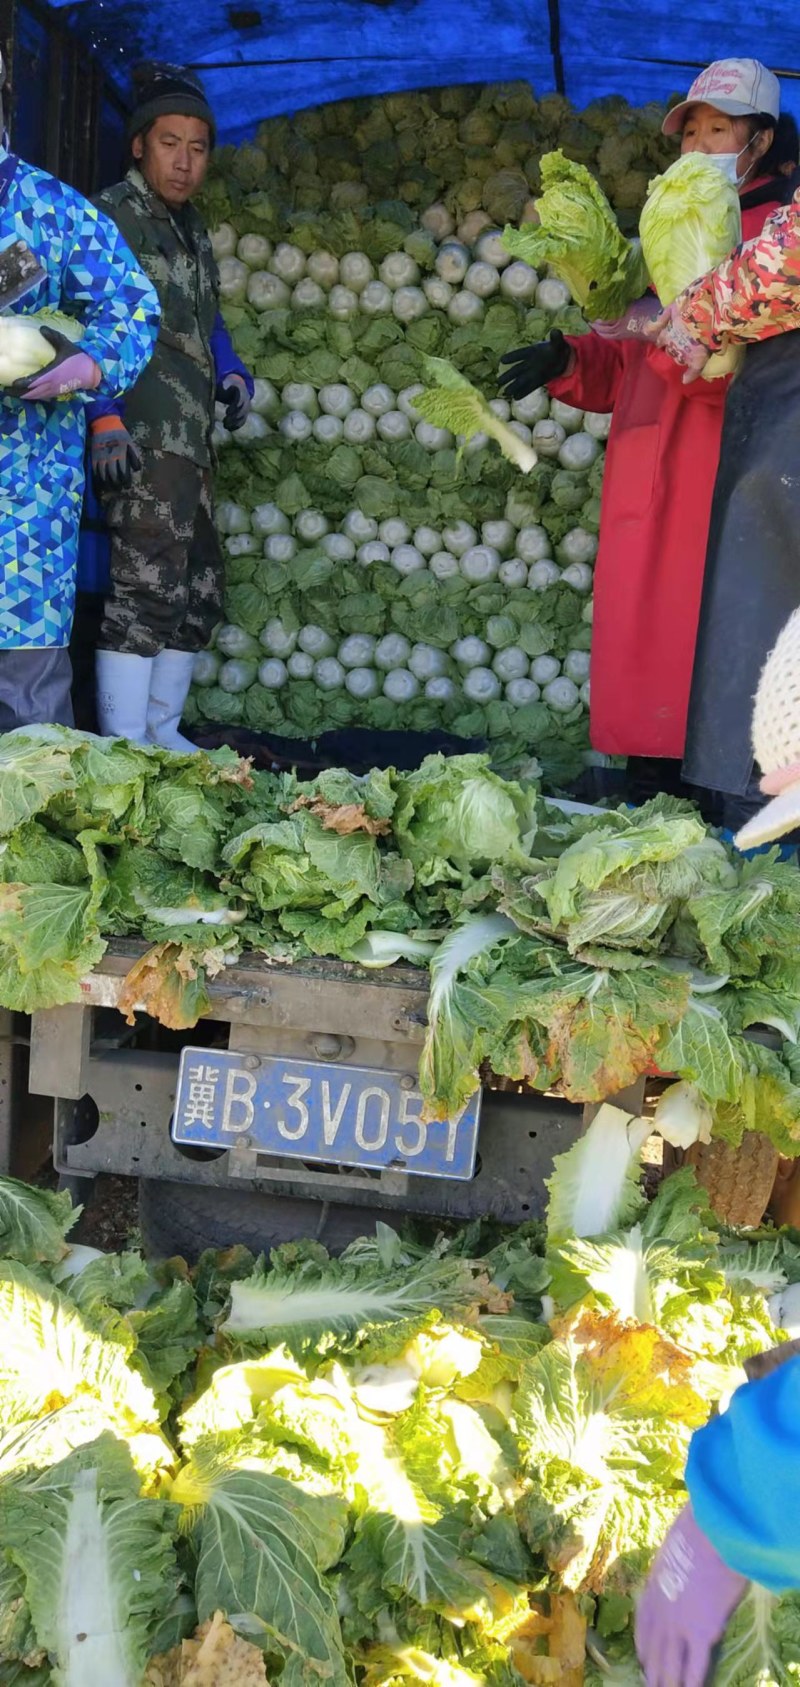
xmin=639 ymin=152 xmax=743 ymax=378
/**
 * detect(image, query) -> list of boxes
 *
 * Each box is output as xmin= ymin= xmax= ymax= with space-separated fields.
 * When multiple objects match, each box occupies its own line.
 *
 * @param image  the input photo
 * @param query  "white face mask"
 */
xmin=707 ymin=140 xmax=755 ymax=187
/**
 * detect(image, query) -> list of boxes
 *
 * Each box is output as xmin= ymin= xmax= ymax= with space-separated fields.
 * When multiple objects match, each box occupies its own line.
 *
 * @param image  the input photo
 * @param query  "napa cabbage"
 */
xmin=639 ymin=153 xmax=743 ymax=377
xmin=0 ymin=309 xmax=81 ymax=384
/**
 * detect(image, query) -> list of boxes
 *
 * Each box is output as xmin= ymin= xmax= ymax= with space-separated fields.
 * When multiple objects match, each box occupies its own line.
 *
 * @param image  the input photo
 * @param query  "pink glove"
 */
xmin=636 ymin=1505 xmax=748 ymax=1687
xmin=645 ymin=303 xmax=712 ymax=383
xmin=591 ymin=296 xmax=664 ymax=339
xmin=11 ymin=326 xmax=101 ymax=401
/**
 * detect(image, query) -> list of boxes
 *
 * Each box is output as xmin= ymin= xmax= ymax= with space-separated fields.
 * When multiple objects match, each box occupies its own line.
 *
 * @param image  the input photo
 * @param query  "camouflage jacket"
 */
xmin=677 ymin=187 xmax=800 ymax=351
xmin=95 ymin=168 xmax=218 ymax=465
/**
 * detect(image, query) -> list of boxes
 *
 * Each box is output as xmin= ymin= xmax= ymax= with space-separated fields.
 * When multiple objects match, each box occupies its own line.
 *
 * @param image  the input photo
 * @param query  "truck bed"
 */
xmin=77 ymin=939 xmax=433 ymax=1045
xmin=28 ymin=938 xmax=585 ymax=1226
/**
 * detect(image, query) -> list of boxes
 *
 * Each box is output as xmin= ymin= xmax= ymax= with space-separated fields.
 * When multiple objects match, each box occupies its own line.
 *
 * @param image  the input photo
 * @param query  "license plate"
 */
xmin=171 ymin=1048 xmax=481 ymax=1180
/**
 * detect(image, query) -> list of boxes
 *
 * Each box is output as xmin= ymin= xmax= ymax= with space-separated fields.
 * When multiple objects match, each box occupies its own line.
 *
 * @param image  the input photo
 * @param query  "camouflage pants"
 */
xmin=99 ymin=450 xmax=223 ymax=656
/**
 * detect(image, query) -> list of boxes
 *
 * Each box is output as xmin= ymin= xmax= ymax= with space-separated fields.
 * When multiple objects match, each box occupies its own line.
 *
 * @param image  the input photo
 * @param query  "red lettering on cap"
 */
xmin=689 ymin=66 xmax=743 ymax=99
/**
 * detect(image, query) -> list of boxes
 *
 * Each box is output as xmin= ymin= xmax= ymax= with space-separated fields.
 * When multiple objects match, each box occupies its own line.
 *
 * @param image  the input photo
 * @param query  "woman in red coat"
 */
xmin=499 ymin=59 xmax=792 ymax=798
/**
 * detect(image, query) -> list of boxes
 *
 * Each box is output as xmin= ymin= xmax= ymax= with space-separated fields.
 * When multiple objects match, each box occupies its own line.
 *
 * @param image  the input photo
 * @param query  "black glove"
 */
xmin=90 ymin=418 xmax=143 ymax=490
xmin=217 ymin=372 xmax=251 ymax=432
xmin=498 ymin=330 xmax=571 ymax=400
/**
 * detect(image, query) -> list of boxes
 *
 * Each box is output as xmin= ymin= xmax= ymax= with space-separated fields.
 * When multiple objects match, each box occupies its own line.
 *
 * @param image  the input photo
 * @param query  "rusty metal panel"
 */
xmin=79 ymin=942 xmax=429 ymax=1041
xmin=84 ymin=1049 xmax=177 ymax=1129
xmin=28 ymin=1005 xmax=91 ymax=1099
xmin=210 ymin=966 xmax=428 ymax=1041
xmin=229 ymin=1022 xmax=418 ymax=1071
xmin=582 ymin=1078 xmax=647 ymax=1132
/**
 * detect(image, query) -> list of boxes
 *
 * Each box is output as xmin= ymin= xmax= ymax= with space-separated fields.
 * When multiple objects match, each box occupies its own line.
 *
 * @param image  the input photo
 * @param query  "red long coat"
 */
xmin=548 ymin=189 xmax=782 ymax=760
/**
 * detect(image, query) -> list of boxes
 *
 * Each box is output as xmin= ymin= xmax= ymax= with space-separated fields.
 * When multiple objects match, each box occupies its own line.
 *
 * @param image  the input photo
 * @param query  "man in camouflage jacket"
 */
xmin=92 ymin=61 xmax=254 ymax=749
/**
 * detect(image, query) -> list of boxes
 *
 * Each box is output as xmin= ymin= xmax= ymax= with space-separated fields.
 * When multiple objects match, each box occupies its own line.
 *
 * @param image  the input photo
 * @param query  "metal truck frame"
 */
xmin=24 ymin=939 xmax=639 ymax=1240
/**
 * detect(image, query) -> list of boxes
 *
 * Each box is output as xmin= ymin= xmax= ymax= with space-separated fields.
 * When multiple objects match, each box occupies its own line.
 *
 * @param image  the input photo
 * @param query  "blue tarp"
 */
xmin=44 ymin=0 xmax=800 ymax=139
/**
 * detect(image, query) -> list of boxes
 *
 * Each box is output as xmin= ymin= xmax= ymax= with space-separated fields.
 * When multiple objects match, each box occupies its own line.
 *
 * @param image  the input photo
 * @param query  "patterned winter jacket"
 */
xmin=676 ymin=186 xmax=800 ymax=349
xmin=1 ymin=150 xmax=159 ymax=649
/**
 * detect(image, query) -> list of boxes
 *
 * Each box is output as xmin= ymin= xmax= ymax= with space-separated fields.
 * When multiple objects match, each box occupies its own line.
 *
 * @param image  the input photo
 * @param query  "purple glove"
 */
xmin=11 ymin=326 xmax=101 ymax=401
xmin=636 ymin=1505 xmax=748 ymax=1687
xmin=217 ymin=371 xmax=251 ymax=432
xmin=591 ymin=296 xmax=664 ymax=339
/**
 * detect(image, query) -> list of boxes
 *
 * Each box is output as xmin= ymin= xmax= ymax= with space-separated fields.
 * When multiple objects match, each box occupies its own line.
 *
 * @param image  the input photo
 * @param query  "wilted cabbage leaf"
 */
xmin=146 ymin=1611 xmax=269 ymax=1686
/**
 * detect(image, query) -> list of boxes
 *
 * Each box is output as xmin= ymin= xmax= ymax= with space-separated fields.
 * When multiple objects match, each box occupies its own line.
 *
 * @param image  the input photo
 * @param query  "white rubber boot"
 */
xmin=95 ymin=650 xmax=152 ymax=743
xmin=146 ymin=649 xmax=198 ymax=752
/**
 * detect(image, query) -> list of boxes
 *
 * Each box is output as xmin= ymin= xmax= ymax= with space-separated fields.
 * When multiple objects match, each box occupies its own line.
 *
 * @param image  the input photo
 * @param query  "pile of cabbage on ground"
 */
xmin=184 ymin=83 xmax=674 ymax=779
xmin=5 ymin=728 xmax=800 ymax=1163
xmin=1 ymin=1114 xmax=800 ymax=1687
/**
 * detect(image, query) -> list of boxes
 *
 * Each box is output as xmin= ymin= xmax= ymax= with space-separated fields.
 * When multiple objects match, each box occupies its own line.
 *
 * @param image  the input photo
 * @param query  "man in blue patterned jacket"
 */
xmin=0 ymin=48 xmax=160 ymax=730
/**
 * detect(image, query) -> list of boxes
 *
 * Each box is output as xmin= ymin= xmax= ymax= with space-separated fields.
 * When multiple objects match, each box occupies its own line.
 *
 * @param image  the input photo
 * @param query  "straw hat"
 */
xmin=735 ymin=607 xmax=800 ymax=848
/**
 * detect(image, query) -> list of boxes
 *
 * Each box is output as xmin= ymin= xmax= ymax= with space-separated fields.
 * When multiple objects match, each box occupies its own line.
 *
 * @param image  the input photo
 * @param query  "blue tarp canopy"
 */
xmin=46 ymin=0 xmax=800 ymax=140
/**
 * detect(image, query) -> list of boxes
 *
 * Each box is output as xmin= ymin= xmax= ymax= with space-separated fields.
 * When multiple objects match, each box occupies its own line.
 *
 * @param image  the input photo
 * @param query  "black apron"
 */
xmin=682 ymin=328 xmax=800 ymax=797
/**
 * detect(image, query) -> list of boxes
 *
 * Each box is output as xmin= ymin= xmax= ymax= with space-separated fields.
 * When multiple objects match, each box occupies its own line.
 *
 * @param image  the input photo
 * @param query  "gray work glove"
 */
xmin=90 ymin=417 xmax=142 ymax=490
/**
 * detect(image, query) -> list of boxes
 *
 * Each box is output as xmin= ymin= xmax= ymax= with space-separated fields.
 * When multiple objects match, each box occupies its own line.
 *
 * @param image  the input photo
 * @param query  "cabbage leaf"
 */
xmin=545 ymin=1103 xmax=649 ymax=1241
xmin=502 ymin=151 xmax=649 ymax=319
xmin=218 ymin=1239 xmax=487 ymax=1358
xmin=0 ymin=1177 xmax=77 ymax=1265
xmin=515 ymin=1305 xmax=706 ymax=1594
xmin=412 ymin=358 xmax=537 ymax=474
xmin=0 ymin=1436 xmax=179 ymax=1687
xmin=713 ymin=1585 xmax=800 ymax=1687
xmin=171 ymin=1441 xmax=351 ymax=1687
xmin=0 ymin=1262 xmax=159 ymax=1437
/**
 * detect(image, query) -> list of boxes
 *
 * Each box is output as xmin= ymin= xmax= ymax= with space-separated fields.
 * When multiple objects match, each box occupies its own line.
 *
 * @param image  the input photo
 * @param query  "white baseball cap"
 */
xmin=735 ymin=607 xmax=800 ymax=850
xmin=663 ymin=58 xmax=780 ymax=136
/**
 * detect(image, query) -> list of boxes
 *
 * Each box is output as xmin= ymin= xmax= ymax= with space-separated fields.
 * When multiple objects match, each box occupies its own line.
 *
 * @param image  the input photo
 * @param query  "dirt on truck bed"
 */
xmin=77 ymin=1173 xmax=140 ymax=1249
xmin=33 ymin=1163 xmax=139 ymax=1252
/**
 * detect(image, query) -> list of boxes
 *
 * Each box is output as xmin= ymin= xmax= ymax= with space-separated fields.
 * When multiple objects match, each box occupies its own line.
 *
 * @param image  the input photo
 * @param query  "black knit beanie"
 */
xmin=127 ymin=61 xmax=216 ymax=146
